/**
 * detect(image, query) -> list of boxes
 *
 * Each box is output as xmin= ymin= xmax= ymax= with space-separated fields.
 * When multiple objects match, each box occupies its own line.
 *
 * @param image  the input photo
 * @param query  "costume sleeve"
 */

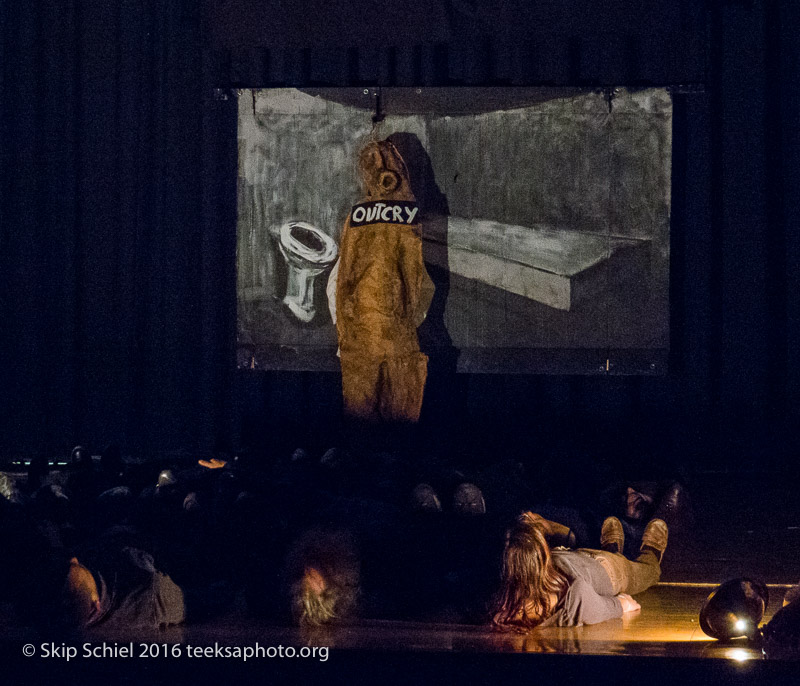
xmin=554 ymin=578 xmax=623 ymax=626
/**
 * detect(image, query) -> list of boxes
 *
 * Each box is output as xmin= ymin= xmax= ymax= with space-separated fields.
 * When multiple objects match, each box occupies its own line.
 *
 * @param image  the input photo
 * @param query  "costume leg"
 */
xmin=377 ymin=352 xmax=428 ymax=422
xmin=340 ymin=351 xmax=382 ymax=420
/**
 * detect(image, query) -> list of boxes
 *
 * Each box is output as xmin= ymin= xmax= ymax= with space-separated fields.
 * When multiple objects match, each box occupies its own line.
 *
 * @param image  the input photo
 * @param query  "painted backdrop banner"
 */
xmin=236 ymin=88 xmax=671 ymax=374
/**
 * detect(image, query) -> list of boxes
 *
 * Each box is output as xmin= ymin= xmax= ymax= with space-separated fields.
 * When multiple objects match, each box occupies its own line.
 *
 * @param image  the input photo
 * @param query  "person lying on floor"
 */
xmin=61 ymin=525 xmax=236 ymax=633
xmin=490 ymin=511 xmax=668 ymax=629
xmin=267 ymin=479 xmax=506 ymax=627
xmin=282 ymin=527 xmax=362 ymax=627
xmin=597 ymin=478 xmax=690 ymax=557
xmin=61 ymin=527 xmax=186 ymax=632
xmin=267 ymin=492 xmax=412 ymax=627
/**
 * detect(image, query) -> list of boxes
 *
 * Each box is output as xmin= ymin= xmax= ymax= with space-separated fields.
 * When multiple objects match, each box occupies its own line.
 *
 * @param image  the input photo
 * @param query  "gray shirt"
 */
xmin=540 ymin=549 xmax=623 ymax=627
xmin=85 ymin=546 xmax=185 ymax=631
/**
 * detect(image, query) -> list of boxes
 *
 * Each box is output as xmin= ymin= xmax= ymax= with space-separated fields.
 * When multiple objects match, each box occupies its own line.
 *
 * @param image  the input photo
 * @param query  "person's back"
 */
xmin=63 ymin=527 xmax=185 ymax=632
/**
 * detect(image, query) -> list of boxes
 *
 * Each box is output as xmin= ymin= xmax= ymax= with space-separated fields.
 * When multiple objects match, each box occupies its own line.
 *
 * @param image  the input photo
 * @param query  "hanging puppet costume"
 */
xmin=334 ymin=140 xmax=433 ymax=422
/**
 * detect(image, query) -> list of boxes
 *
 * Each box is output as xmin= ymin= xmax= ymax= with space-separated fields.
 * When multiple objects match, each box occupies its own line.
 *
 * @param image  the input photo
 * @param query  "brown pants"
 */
xmin=340 ymin=350 xmax=428 ymax=422
xmin=579 ymin=548 xmax=661 ymax=595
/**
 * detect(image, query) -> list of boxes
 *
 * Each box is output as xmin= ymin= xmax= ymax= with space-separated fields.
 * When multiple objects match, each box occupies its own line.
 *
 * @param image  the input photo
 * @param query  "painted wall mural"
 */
xmin=237 ymin=87 xmax=672 ymax=373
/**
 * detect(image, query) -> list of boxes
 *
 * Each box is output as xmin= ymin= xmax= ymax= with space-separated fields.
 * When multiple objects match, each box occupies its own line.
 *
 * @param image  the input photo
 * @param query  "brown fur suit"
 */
xmin=335 ymin=140 xmax=432 ymax=422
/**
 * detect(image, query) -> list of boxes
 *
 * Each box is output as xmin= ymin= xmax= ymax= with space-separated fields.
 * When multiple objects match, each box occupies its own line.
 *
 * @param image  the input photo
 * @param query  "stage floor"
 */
xmin=6 ymin=583 xmax=793 ymax=685
xmin=2 ymin=470 xmax=799 ymax=682
xmin=3 ymin=582 xmax=786 ymax=657
xmin=160 ymin=583 xmax=788 ymax=660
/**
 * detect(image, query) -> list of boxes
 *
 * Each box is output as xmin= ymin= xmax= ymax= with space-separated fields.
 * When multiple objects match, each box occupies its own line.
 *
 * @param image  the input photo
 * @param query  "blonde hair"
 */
xmin=285 ymin=529 xmax=360 ymax=627
xmin=491 ymin=513 xmax=568 ymax=631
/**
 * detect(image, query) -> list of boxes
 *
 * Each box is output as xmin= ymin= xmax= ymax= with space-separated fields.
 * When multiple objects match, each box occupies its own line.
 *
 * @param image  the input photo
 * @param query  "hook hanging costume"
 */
xmin=335 ymin=140 xmax=433 ymax=422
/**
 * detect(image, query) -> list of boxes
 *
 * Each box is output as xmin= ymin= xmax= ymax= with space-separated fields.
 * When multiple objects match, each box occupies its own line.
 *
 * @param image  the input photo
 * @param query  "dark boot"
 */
xmin=652 ymin=481 xmax=690 ymax=529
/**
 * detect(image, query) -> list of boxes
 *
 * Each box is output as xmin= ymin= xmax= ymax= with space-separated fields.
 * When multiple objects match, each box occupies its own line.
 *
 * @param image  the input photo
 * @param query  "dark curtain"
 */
xmin=1 ymin=2 xmax=237 ymax=457
xmin=1 ymin=1 xmax=798 ymax=471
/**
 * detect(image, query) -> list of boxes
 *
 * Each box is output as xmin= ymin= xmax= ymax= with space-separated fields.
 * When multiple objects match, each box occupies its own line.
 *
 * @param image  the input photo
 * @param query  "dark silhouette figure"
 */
xmin=385 ymin=133 xmax=460 ymax=438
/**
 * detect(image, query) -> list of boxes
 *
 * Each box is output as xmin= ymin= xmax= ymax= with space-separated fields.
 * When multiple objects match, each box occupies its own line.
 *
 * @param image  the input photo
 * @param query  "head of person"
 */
xmin=284 ymin=528 xmax=360 ymax=627
xmin=357 ymin=140 xmax=414 ymax=202
xmin=70 ymin=445 xmax=92 ymax=471
xmin=491 ymin=512 xmax=567 ymax=631
xmin=62 ymin=557 xmax=100 ymax=627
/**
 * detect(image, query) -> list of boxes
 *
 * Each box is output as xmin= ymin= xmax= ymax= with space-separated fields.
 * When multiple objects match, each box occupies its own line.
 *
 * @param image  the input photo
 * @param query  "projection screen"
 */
xmin=236 ymin=88 xmax=671 ymax=374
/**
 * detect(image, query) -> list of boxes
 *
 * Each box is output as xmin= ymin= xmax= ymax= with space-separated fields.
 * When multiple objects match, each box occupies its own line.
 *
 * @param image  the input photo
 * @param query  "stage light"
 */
xmin=699 ymin=578 xmax=768 ymax=640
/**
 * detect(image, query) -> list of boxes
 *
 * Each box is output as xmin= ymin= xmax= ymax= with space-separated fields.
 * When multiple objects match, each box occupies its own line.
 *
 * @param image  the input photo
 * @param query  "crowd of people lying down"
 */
xmin=0 ymin=444 xmax=695 ymax=635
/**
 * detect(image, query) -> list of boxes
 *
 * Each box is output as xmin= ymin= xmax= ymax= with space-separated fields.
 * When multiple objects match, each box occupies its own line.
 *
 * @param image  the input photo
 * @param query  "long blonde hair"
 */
xmin=491 ymin=513 xmax=568 ymax=630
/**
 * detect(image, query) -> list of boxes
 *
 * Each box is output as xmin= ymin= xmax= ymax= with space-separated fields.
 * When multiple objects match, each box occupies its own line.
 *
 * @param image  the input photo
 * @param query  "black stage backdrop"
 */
xmin=1 ymin=1 xmax=798 ymax=471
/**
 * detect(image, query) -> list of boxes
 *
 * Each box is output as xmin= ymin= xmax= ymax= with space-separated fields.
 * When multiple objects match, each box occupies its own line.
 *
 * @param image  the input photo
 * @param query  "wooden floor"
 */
xmin=4 ymin=582 xmax=785 ymax=659
xmin=164 ymin=583 xmax=784 ymax=660
xmin=7 ymin=583 xmax=792 ymax=685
